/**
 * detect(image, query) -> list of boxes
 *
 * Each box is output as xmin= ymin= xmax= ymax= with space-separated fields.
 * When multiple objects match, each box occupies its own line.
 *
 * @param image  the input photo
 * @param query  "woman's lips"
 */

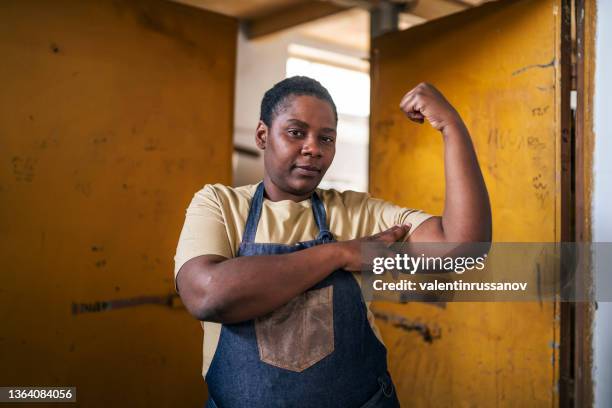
xmin=293 ymin=165 xmax=321 ymax=177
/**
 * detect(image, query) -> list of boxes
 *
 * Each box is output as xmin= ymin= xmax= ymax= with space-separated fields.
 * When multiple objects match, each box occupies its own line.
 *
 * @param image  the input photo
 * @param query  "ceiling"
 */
xmin=170 ymin=0 xmax=489 ymax=52
xmin=171 ymin=0 xmax=308 ymax=19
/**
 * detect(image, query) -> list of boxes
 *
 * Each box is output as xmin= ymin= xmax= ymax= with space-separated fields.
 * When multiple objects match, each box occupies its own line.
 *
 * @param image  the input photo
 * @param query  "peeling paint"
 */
xmin=512 ymin=58 xmax=556 ymax=76
xmin=373 ymin=310 xmax=441 ymax=343
xmin=71 ymin=294 xmax=180 ymax=315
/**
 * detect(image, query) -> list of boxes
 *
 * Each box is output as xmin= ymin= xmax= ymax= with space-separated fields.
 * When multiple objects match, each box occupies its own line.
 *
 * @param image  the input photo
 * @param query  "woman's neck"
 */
xmin=262 ymin=176 xmax=313 ymax=202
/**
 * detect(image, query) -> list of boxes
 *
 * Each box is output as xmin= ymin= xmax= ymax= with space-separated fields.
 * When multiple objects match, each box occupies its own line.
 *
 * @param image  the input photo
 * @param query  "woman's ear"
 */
xmin=255 ymin=120 xmax=268 ymax=150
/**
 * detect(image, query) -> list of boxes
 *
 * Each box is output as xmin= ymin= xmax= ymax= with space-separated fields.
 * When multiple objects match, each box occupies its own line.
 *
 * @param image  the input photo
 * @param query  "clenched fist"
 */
xmin=399 ymin=82 xmax=463 ymax=132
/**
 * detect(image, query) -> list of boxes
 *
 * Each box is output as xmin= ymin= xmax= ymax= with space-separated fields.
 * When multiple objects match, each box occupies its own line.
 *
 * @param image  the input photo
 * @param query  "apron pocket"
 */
xmin=255 ymin=285 xmax=334 ymax=372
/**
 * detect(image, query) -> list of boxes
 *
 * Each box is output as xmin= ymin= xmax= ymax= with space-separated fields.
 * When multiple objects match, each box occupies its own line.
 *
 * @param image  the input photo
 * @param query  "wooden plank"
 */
xmin=0 ymin=0 xmax=236 ymax=406
xmin=558 ymin=0 xmax=573 ymax=404
xmin=370 ymin=0 xmax=567 ymax=405
xmin=573 ymin=0 xmax=596 ymax=406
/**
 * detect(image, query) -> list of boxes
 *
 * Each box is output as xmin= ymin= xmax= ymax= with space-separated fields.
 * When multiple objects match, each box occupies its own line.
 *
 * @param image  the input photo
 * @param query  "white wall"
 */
xmin=593 ymin=1 xmax=612 ymax=407
xmin=232 ymin=29 xmax=289 ymax=187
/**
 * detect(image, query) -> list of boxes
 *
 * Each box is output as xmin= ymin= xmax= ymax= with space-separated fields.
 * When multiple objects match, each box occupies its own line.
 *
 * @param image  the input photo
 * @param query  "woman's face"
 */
xmin=256 ymin=94 xmax=337 ymax=199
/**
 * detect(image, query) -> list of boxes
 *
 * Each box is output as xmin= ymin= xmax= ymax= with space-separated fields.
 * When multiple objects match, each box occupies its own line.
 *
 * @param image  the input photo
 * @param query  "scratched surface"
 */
xmin=0 ymin=0 xmax=235 ymax=406
xmin=370 ymin=0 xmax=563 ymax=406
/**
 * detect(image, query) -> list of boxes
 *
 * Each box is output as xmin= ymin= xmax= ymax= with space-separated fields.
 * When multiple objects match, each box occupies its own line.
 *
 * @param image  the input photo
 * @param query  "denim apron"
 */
xmin=205 ymin=182 xmax=400 ymax=408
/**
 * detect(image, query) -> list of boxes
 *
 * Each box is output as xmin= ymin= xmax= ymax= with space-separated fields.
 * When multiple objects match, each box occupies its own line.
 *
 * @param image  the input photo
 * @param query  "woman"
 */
xmin=174 ymin=76 xmax=491 ymax=407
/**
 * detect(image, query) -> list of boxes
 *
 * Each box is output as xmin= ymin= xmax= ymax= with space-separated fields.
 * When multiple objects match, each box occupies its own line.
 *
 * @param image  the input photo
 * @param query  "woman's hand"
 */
xmin=399 ymin=82 xmax=462 ymax=132
xmin=338 ymin=224 xmax=411 ymax=272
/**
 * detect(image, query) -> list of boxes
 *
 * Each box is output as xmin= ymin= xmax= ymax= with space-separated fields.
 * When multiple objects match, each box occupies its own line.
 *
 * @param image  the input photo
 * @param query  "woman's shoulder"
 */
xmin=316 ymin=187 xmax=373 ymax=211
xmin=192 ymin=183 xmax=257 ymax=207
xmin=317 ymin=187 xmax=410 ymax=219
xmin=206 ymin=183 xmax=257 ymax=198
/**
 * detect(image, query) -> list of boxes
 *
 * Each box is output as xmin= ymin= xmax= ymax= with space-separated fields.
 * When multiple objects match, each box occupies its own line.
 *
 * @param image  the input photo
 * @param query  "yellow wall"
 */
xmin=0 ymin=0 xmax=236 ymax=406
xmin=370 ymin=0 xmax=564 ymax=406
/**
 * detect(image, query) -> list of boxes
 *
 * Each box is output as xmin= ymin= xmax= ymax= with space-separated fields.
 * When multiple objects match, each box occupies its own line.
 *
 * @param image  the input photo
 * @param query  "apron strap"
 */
xmin=241 ymin=182 xmax=265 ymax=244
xmin=310 ymin=189 xmax=334 ymax=242
xmin=240 ymin=181 xmax=334 ymax=245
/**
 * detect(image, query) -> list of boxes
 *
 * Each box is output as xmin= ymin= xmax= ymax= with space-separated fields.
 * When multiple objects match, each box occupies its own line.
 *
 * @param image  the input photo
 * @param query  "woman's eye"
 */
xmin=288 ymin=129 xmax=304 ymax=137
xmin=321 ymin=136 xmax=335 ymax=143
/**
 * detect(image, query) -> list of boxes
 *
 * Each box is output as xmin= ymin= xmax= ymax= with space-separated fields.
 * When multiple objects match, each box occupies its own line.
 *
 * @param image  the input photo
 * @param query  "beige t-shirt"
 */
xmin=173 ymin=183 xmax=434 ymax=378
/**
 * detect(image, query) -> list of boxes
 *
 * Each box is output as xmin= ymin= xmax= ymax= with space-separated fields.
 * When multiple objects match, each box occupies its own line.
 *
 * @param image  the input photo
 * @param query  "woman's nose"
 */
xmin=301 ymin=135 xmax=322 ymax=157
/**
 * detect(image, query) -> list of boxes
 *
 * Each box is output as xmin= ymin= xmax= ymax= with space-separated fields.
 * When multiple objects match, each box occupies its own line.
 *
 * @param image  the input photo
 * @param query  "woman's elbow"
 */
xmin=180 ymin=286 xmax=228 ymax=323
xmin=194 ymin=297 xmax=224 ymax=322
xmin=189 ymin=279 xmax=228 ymax=322
xmin=177 ymin=260 xmax=228 ymax=322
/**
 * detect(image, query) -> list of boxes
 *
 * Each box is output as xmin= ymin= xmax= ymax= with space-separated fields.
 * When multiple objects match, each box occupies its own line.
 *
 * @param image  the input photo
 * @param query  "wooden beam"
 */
xmin=244 ymin=1 xmax=349 ymax=39
xmin=573 ymin=0 xmax=596 ymax=405
xmin=406 ymin=0 xmax=469 ymax=20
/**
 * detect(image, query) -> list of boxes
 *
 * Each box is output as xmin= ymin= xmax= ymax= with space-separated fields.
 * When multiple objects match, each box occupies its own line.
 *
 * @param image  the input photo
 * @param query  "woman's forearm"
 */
xmin=190 ymin=242 xmax=346 ymax=324
xmin=178 ymin=226 xmax=410 ymax=324
xmin=440 ymin=120 xmax=492 ymax=242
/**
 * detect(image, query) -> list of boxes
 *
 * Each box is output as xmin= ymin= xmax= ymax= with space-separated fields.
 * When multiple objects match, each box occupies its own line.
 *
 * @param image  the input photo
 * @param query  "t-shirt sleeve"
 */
xmin=173 ymin=185 xmax=233 ymax=293
xmin=364 ymin=195 xmax=434 ymax=238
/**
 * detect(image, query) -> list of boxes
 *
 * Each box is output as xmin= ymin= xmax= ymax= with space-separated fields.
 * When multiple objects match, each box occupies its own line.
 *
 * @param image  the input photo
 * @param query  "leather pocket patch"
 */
xmin=255 ymin=286 xmax=334 ymax=372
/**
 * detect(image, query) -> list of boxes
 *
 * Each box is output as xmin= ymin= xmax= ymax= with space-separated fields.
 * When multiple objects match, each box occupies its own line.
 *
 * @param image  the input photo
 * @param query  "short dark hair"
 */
xmin=259 ymin=76 xmax=338 ymax=127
